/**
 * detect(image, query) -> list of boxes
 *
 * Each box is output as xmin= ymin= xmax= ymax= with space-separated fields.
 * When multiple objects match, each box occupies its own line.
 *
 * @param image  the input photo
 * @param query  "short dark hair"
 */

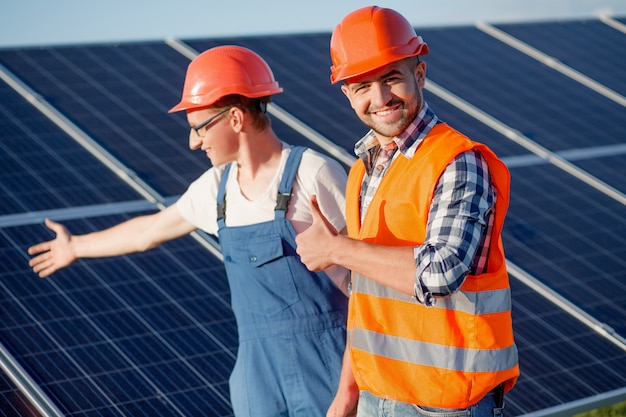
xmin=212 ymin=95 xmax=271 ymax=130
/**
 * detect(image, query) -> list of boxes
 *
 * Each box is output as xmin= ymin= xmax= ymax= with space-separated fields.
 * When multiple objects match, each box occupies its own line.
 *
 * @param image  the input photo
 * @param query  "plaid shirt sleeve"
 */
xmin=413 ymin=149 xmax=495 ymax=306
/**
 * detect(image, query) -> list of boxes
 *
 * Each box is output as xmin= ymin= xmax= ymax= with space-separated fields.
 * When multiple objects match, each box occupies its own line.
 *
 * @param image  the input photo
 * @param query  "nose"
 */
xmin=369 ymin=82 xmax=392 ymax=108
xmin=189 ymin=130 xmax=201 ymax=150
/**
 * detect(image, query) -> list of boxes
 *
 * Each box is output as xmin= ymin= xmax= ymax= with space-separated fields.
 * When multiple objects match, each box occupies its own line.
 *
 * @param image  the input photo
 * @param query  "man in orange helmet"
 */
xmin=28 ymin=45 xmax=350 ymax=416
xmin=296 ymin=6 xmax=519 ymax=417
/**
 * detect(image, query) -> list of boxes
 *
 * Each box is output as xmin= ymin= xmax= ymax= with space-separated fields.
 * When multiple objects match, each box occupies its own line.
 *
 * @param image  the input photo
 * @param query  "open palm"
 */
xmin=28 ymin=218 xmax=77 ymax=278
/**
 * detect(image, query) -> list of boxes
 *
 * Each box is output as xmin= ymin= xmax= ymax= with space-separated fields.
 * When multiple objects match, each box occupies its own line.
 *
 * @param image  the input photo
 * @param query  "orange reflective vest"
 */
xmin=345 ymin=123 xmax=519 ymax=408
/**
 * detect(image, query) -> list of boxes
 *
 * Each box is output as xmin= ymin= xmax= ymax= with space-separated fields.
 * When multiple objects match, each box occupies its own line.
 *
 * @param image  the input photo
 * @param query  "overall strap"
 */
xmin=216 ymin=163 xmax=234 ymax=224
xmin=275 ymin=146 xmax=306 ymax=219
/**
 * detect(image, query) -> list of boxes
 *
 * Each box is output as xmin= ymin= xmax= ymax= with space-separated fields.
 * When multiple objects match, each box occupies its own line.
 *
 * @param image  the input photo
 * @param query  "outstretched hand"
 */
xmin=28 ymin=218 xmax=77 ymax=278
xmin=295 ymin=195 xmax=339 ymax=271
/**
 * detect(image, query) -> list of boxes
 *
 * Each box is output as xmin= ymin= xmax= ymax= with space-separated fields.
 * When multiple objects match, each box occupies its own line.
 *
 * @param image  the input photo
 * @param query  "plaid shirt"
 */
xmin=354 ymin=103 xmax=495 ymax=306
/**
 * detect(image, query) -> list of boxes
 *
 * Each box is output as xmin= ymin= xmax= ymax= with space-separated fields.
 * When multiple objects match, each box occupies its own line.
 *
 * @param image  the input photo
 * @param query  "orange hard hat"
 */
xmin=329 ymin=6 xmax=429 ymax=84
xmin=169 ymin=45 xmax=283 ymax=113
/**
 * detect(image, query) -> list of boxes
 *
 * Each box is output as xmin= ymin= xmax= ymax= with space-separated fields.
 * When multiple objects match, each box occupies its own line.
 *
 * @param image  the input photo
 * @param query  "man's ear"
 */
xmin=229 ymin=106 xmax=245 ymax=131
xmin=416 ymin=61 xmax=427 ymax=88
xmin=341 ymin=84 xmax=356 ymax=110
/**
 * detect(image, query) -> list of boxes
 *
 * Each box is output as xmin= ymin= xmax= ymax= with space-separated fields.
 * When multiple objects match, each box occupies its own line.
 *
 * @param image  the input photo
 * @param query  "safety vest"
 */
xmin=345 ymin=123 xmax=519 ymax=408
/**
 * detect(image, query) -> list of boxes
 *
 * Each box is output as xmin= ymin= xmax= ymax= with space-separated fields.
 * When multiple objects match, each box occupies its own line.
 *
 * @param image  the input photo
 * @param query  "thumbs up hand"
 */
xmin=296 ymin=195 xmax=339 ymax=271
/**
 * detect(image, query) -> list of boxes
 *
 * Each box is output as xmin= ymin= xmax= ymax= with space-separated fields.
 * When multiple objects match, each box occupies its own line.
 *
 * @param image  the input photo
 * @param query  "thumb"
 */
xmin=308 ymin=195 xmax=338 ymax=233
xmin=44 ymin=218 xmax=65 ymax=235
xmin=308 ymin=195 xmax=323 ymax=222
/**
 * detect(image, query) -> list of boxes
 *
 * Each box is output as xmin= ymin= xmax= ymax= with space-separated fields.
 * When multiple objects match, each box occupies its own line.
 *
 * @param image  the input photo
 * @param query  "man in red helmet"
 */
xmin=296 ymin=6 xmax=518 ymax=417
xmin=28 ymin=45 xmax=350 ymax=416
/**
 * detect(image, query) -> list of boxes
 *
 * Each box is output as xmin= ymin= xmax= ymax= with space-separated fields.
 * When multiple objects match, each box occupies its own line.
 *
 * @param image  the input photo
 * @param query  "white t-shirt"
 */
xmin=175 ymin=143 xmax=350 ymax=295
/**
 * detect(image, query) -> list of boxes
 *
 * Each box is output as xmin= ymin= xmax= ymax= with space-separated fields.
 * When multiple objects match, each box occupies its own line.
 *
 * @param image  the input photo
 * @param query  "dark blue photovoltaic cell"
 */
xmin=0 ymin=79 xmax=142 ymax=215
xmin=1 ymin=15 xmax=626 ymax=417
xmin=495 ymin=19 xmax=626 ymax=96
xmin=423 ymin=94 xmax=529 ymax=158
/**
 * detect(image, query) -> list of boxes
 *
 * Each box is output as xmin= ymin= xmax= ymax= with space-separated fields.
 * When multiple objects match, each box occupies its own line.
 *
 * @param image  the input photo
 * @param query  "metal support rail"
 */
xmin=598 ymin=14 xmax=626 ymax=35
xmin=0 ymin=343 xmax=64 ymax=417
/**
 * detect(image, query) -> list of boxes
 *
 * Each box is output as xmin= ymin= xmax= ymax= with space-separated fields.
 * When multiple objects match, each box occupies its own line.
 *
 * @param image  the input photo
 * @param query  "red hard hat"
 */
xmin=330 ymin=6 xmax=429 ymax=84
xmin=169 ymin=45 xmax=283 ymax=113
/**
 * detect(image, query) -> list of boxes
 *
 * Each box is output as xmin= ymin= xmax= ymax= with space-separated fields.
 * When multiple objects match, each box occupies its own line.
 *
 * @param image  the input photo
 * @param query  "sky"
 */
xmin=2 ymin=0 xmax=626 ymax=48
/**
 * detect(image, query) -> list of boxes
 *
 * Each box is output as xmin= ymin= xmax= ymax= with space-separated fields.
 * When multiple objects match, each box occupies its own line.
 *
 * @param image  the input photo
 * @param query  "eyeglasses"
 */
xmin=191 ymin=108 xmax=230 ymax=137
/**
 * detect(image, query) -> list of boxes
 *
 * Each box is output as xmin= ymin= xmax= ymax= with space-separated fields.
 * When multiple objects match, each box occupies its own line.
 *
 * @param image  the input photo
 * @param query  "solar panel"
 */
xmin=0 ymin=44 xmax=207 ymax=197
xmin=1 ymin=15 xmax=625 ymax=416
xmin=508 ymin=276 xmax=626 ymax=413
xmin=493 ymin=19 xmax=626 ymax=97
xmin=504 ymin=164 xmax=626 ymax=337
xmin=417 ymin=25 xmax=626 ymax=153
xmin=1 ymin=218 xmax=236 ymax=416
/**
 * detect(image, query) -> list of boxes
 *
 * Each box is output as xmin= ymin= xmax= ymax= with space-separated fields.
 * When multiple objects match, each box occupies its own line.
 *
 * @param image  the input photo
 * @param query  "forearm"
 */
xmin=72 ymin=206 xmax=195 ymax=259
xmin=72 ymin=215 xmax=161 ymax=259
xmin=331 ymin=234 xmax=415 ymax=297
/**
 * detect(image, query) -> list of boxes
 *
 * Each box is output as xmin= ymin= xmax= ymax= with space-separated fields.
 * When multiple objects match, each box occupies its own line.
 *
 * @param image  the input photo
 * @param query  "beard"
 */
xmin=369 ymin=108 xmax=414 ymax=138
xmin=362 ymin=91 xmax=422 ymax=139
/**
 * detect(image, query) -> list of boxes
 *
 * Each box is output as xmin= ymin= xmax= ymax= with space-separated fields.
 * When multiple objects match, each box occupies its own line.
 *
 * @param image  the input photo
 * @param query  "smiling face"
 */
xmin=341 ymin=57 xmax=426 ymax=144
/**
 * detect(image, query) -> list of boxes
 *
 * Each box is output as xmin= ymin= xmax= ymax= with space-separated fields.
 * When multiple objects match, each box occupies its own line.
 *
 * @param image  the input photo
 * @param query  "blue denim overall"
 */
xmin=216 ymin=147 xmax=348 ymax=417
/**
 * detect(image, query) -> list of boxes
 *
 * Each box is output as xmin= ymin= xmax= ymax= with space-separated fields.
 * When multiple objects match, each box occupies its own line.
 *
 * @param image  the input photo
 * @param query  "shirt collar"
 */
xmin=354 ymin=102 xmax=440 ymax=162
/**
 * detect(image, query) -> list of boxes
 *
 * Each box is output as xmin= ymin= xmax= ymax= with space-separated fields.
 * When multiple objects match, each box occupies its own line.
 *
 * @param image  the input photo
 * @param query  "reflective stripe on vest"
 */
xmin=351 ymin=327 xmax=519 ymax=373
xmin=353 ymin=270 xmax=511 ymax=315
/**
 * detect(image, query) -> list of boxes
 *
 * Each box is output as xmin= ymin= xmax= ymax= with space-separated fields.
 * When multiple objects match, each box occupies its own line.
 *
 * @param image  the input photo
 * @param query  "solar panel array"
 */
xmin=1 ymin=15 xmax=625 ymax=417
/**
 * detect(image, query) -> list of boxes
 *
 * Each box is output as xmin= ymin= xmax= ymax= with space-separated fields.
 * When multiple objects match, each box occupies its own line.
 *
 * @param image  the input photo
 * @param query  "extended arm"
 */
xmin=28 ymin=204 xmax=196 ymax=278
